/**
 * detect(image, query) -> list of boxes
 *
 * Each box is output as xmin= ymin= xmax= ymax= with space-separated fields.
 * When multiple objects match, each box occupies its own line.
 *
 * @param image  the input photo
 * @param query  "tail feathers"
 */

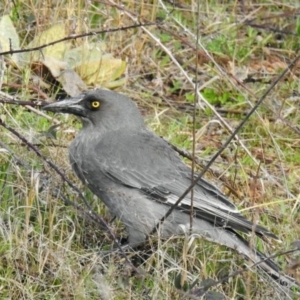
xmin=191 ymin=221 xmax=299 ymax=290
xmin=238 ymin=237 xmax=298 ymax=289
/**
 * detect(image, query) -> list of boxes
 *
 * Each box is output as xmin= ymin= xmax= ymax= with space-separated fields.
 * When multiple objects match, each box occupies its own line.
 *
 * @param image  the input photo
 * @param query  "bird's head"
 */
xmin=43 ymin=89 xmax=145 ymax=130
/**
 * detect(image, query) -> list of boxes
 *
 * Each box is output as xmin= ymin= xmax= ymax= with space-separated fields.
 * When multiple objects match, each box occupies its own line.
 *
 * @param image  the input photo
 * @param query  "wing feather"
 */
xmin=93 ymin=129 xmax=277 ymax=239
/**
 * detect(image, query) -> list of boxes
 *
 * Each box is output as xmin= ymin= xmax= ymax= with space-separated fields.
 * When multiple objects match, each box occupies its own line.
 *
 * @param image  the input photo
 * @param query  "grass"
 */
xmin=0 ymin=0 xmax=300 ymax=299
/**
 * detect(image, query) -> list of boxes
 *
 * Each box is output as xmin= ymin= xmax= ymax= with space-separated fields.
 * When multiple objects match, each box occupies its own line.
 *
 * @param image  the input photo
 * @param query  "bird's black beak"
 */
xmin=42 ymin=95 xmax=86 ymax=117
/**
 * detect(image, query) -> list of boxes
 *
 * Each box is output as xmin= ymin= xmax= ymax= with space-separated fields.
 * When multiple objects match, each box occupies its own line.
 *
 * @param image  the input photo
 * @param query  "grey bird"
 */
xmin=43 ymin=89 xmax=298 ymax=289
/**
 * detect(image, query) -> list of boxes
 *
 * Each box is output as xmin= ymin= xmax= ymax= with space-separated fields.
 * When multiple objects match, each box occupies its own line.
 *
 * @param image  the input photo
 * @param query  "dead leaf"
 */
xmin=57 ymin=69 xmax=87 ymax=96
xmin=30 ymin=56 xmax=87 ymax=96
xmin=249 ymin=50 xmax=288 ymax=76
xmin=77 ymin=54 xmax=126 ymax=86
xmin=22 ymin=23 xmax=70 ymax=65
xmin=64 ymin=42 xmax=126 ymax=88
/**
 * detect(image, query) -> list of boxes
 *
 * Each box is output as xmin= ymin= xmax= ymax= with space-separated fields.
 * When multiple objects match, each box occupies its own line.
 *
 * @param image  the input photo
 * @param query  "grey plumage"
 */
xmin=43 ymin=89 xmax=298 ymax=289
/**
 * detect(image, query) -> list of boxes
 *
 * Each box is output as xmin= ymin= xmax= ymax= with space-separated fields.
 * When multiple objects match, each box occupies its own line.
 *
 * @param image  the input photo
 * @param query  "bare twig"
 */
xmin=0 ymin=23 xmax=154 ymax=57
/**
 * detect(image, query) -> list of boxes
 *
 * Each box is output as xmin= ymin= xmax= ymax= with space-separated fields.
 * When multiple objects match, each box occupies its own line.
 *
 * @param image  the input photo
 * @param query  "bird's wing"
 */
xmin=92 ymin=129 xmax=276 ymax=238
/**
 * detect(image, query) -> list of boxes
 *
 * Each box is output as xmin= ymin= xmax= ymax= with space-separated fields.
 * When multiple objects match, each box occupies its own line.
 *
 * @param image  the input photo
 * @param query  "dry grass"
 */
xmin=0 ymin=0 xmax=300 ymax=299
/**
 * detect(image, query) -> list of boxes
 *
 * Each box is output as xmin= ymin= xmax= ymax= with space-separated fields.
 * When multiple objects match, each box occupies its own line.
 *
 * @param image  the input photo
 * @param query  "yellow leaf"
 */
xmin=77 ymin=55 xmax=126 ymax=86
xmin=22 ymin=23 xmax=69 ymax=64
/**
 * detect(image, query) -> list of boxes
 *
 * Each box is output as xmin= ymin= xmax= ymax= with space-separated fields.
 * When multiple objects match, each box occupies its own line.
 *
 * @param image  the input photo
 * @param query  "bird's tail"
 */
xmin=190 ymin=219 xmax=299 ymax=292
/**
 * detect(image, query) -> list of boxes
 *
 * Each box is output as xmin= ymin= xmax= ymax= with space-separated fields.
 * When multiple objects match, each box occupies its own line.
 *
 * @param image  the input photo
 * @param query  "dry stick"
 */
xmin=0 ymin=92 xmax=57 ymax=123
xmin=189 ymin=0 xmax=202 ymax=234
xmin=1 ymin=83 xmax=49 ymax=99
xmin=0 ymin=23 xmax=154 ymax=56
xmin=0 ymin=98 xmax=47 ymax=106
xmin=0 ymin=119 xmax=140 ymax=274
xmin=149 ymin=51 xmax=300 ymax=235
xmin=245 ymin=23 xmax=297 ymax=36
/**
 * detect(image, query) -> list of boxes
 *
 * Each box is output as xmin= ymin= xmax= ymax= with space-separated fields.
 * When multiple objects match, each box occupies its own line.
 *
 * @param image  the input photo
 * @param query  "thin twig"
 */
xmin=0 ymin=23 xmax=154 ymax=56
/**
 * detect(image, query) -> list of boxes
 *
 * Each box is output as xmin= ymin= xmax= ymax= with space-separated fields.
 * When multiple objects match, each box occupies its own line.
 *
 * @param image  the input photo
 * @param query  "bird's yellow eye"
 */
xmin=91 ymin=101 xmax=100 ymax=109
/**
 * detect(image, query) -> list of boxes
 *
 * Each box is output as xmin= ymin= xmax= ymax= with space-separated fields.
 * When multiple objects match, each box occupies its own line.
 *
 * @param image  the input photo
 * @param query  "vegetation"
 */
xmin=0 ymin=1 xmax=299 ymax=299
